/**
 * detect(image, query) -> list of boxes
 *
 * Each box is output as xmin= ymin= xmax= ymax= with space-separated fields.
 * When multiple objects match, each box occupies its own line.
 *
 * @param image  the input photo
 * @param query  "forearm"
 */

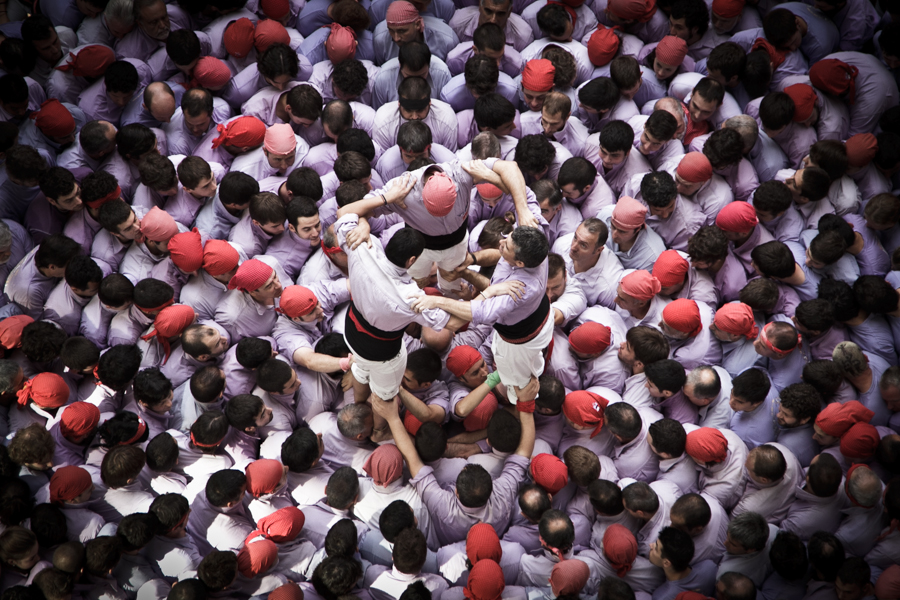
xmin=459 ymin=268 xmax=492 ymax=292
xmin=454 ymin=383 xmax=493 ymax=419
xmin=399 ymin=388 xmax=445 ymax=423
xmin=472 ymin=249 xmax=500 ymax=268
xmin=494 ymin=160 xmax=530 ymax=221
xmin=429 ymin=296 xmax=475 ymax=322
xmin=553 ymin=308 xmax=565 ymax=326
xmin=515 ymin=411 xmax=536 ymax=458
xmin=293 ymin=349 xmax=343 ymax=373
xmin=386 ymin=414 xmax=425 ymax=477
xmin=337 ymin=196 xmax=384 ymax=219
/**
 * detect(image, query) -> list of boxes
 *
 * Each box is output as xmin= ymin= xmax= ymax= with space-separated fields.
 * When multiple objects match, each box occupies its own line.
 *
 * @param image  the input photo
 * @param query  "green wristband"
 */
xmin=486 ymin=371 xmax=501 ymax=389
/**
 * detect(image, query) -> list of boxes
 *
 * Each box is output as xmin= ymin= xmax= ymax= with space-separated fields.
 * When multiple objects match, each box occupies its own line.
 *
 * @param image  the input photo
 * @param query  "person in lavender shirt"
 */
xmin=375 ymin=121 xmax=458 ymax=185
xmin=582 ymin=120 xmax=652 ymax=198
xmin=373 ymin=380 xmax=537 ymax=546
xmin=781 ymin=453 xmax=845 ymax=541
xmin=4 ymin=234 xmax=81 ymax=320
xmin=77 ymin=61 xmax=143 ymax=127
xmin=752 ymin=180 xmax=804 ymax=244
xmin=519 ymin=92 xmax=590 ymax=159
xmin=445 ymin=22 xmax=525 ymax=80
xmin=373 ymin=0 xmax=459 ymax=64
xmin=644 ymin=360 xmax=699 ymax=425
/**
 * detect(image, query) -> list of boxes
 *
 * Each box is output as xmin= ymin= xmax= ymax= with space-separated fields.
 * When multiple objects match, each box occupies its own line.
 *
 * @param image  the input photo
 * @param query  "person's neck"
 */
xmin=630 ymin=301 xmax=651 ymax=321
xmin=572 ymin=251 xmax=601 ymax=274
xmin=778 ymin=263 xmax=806 ymax=286
xmin=275 ymin=93 xmax=290 ymax=123
xmin=732 ymin=231 xmax=753 ymax=248
xmin=843 ymin=309 xmax=868 ymax=327
xmin=665 ymin=566 xmax=692 ymax=582
xmin=618 ymin=235 xmax=637 ymax=252
xmin=848 ymin=369 xmax=873 ymax=394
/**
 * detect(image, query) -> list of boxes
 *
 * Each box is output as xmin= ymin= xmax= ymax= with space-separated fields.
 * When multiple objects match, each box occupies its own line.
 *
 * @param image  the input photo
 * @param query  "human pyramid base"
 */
xmin=0 ymin=0 xmax=899 ymax=597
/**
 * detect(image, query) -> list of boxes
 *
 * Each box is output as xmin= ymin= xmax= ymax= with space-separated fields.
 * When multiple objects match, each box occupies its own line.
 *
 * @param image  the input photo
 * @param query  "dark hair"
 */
xmin=802 ymin=360 xmax=844 ymax=400
xmin=795 ymin=299 xmax=835 ymax=333
xmin=104 ymin=60 xmax=139 ymax=94
xmin=753 ymin=180 xmax=793 ymax=214
xmin=101 ymin=445 xmax=146 ymax=488
xmin=510 ymin=226 xmax=549 ymax=268
xmin=763 ymin=8 xmax=799 ymax=48
xmin=146 ymin=431 xmax=179 ymax=472
xmin=625 ymin=326 xmax=670 ymax=365
xmin=808 ymin=532 xmax=845 ymax=582
xmin=197 ymin=550 xmax=238 ymax=591
xmin=84 ymin=536 xmax=122 ymax=577
xmin=657 ymin=526 xmax=694 ymax=571
xmin=326 ymin=467 xmax=359 ymax=509
xmin=750 ymin=240 xmax=795 ymax=278
xmin=645 ymin=110 xmax=678 ymax=142
xmin=166 ymin=29 xmax=201 ymax=66
xmin=487 ymin=409 xmax=521 ymax=452
xmin=557 ymin=157 xmax=597 ymax=192
xmin=687 ymin=225 xmax=728 ymax=263
xmin=225 ymin=394 xmax=264 ymax=431
xmin=219 ymin=171 xmax=259 ymax=207
xmin=258 ymin=43 xmax=299 ymax=81
xmin=97 ymin=344 xmax=143 ymax=391
xmin=751 ymin=444 xmax=787 ymax=480
xmin=648 ymin=418 xmax=686 ymax=456
xmin=759 ymin=92 xmax=795 ymax=131
xmin=807 ymin=452 xmax=842 ymax=497
xmin=287 ymin=85 xmax=323 ymax=121
xmin=610 ymin=57 xmax=641 ymax=91
xmin=599 ymin=120 xmax=634 ymax=153
xmin=99 ymin=274 xmax=134 ymax=308
xmin=731 ymin=368 xmax=770 ymax=405
xmin=117 ymin=513 xmax=158 ymax=552
xmin=64 ymin=255 xmax=102 ymax=292
xmin=604 ymin=402 xmax=642 ymax=441
xmin=392 ymin=527 xmax=427 ymax=574
xmin=256 ymin=359 xmax=294 ymax=394
xmin=474 ymin=93 xmax=517 ymax=131
xmin=578 ymin=77 xmax=621 ymax=112
xmin=539 ymin=509 xmax=574 ymax=555
xmin=187 ymin=409 xmax=228 ymax=451
xmin=769 ymin=531 xmax=808 ymax=581
xmin=670 ymin=493 xmax=710 ymax=531
xmin=189 ymin=366 xmax=226 ymax=404
xmin=325 ymin=518 xmax=358 ymax=558
xmin=414 ymin=421 xmax=447 ymax=463
xmin=518 ymin=483 xmax=552 ymax=522
xmin=30 ymin=503 xmax=67 ymax=547
xmin=35 ymin=233 xmax=80 ymax=270
xmin=854 ymin=275 xmax=900 ymax=314
xmin=778 ymin=383 xmax=821 ymax=422
xmin=250 ymin=191 xmax=287 ymax=225
xmin=515 ymin=135 xmax=556 ymax=176
xmin=332 ymin=60 xmax=368 ymax=98
xmin=818 ymin=277 xmax=860 ymax=322
xmin=20 ymin=320 xmax=67 ymax=363
xmin=707 ymin=42 xmax=747 ymax=81
xmin=149 ymin=493 xmax=191 ymax=533
xmin=281 ymin=427 xmax=321 ymax=473
xmin=641 ymin=171 xmax=677 ymax=208
xmin=456 ymin=464 xmax=493 ymax=508
xmin=0 ymin=477 xmax=34 ymax=527
xmin=588 ymin=479 xmax=624 ymax=515
xmin=205 ymin=470 xmax=246 ymax=507
xmin=39 ymin=167 xmax=77 ymax=201
xmin=312 ymin=555 xmax=362 ymax=600
xmin=133 ymin=367 xmax=173 ymax=409
xmin=379 ymin=500 xmax=416 ymax=543
xmin=385 ymin=227 xmax=425 ymax=268
xmin=702 ymin=128 xmax=743 ymax=169
xmin=336 ymin=128 xmax=375 ymax=162
xmin=473 ymin=22 xmax=505 ymax=53
xmin=116 ymin=124 xmax=156 ymax=161
xmin=398 ymin=41 xmax=430 ymax=72
xmin=83 ymin=171 xmax=120 ymax=208
xmin=286 ymin=168 xmax=323 ymax=201
xmin=671 ymin=0 xmax=709 ymax=37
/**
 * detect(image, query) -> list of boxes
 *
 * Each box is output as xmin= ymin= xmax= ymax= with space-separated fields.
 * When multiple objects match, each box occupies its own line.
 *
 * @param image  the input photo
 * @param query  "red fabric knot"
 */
xmin=662 ymin=298 xmax=702 ymax=337
xmin=685 ymin=427 xmax=728 ymax=463
xmin=563 ymin=390 xmax=608 ymax=438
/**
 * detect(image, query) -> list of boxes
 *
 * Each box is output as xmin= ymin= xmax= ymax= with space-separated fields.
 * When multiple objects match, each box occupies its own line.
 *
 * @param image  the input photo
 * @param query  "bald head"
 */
xmin=724 ymin=115 xmax=758 ymax=153
xmin=847 ymin=465 xmax=883 ymax=507
xmin=143 ymin=82 xmax=177 ymax=124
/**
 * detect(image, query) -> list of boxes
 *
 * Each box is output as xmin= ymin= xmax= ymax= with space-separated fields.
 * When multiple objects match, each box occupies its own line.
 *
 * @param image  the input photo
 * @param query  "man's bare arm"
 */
xmin=371 ymin=395 xmax=425 ymax=478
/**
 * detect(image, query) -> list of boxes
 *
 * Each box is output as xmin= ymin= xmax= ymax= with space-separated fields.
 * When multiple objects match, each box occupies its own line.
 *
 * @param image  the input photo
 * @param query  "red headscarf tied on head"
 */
xmin=530 ymin=453 xmax=569 ymax=495
xmin=587 ymin=25 xmax=620 ymax=67
xmin=876 ymin=565 xmax=900 ymax=600
xmin=784 ymin=83 xmax=817 ymax=123
xmin=810 ymin=59 xmax=859 ymax=104
xmin=549 ymin=559 xmax=590 ymax=597
xmin=612 ymin=196 xmax=648 ymax=229
xmin=685 ymin=427 xmax=728 ymax=463
xmin=256 ymin=506 xmax=306 ymax=543
xmin=60 ymin=402 xmax=101 ymax=440
xmin=254 ymin=19 xmax=291 ymax=53
xmin=202 ymin=239 xmax=240 ymax=276
xmin=246 ymin=458 xmax=286 ymax=497
xmin=140 ymin=207 xmax=179 ymax=244
xmin=466 ymin=523 xmax=502 ymax=565
xmin=713 ymin=303 xmax=758 ymax=339
xmin=228 ymin=259 xmax=274 ymax=293
xmin=662 ymin=298 xmax=702 ymax=337
xmin=278 ymin=285 xmax=318 ymax=318
xmin=327 ymin=23 xmax=358 ymax=64
xmin=464 ymin=392 xmax=498 ymax=432
xmin=270 ymin=583 xmax=304 ymax=600
xmin=652 ymin=250 xmax=689 ymax=288
xmin=17 ymin=372 xmax=69 ymax=408
xmin=562 ymin=391 xmax=608 ymax=438
xmin=265 ymin=123 xmax=298 ymax=155
xmin=602 ymin=524 xmax=638 ymax=577
xmin=711 ymin=0 xmax=743 ymax=18
xmin=815 ymin=400 xmax=874 ymax=438
xmin=447 ymin=345 xmax=482 ymax=377
xmin=363 ymin=444 xmax=404 ymax=487
xmin=423 ymin=172 xmax=457 ymax=217
xmin=169 ymin=229 xmax=204 ymax=273
xmin=49 ymin=465 xmax=93 ymax=504
xmin=715 ymin=201 xmax=758 ymax=233
xmin=261 ymin=0 xmax=290 ymax=20
xmin=607 ymin=0 xmax=657 ymax=22
xmin=211 ymin=116 xmax=266 ymax=150
xmin=56 ymin=44 xmax=116 ymax=78
xmin=568 ymin=322 xmax=611 ymax=355
xmin=464 ymin=560 xmax=505 ymax=600
xmin=237 ymin=534 xmax=279 ymax=577
xmin=141 ymin=304 xmax=197 ymax=364
xmin=676 ymin=152 xmax=713 ymax=183
xmin=0 ymin=315 xmax=33 ymax=351
xmin=750 ymin=38 xmax=785 ymax=69
xmin=191 ymin=57 xmax=232 ymax=90
xmin=32 ymin=100 xmax=76 ymax=138
xmin=840 ymin=423 xmax=880 ymax=460
xmin=620 ymin=270 xmax=662 ymax=302
xmin=386 ymin=0 xmax=420 ymax=25
xmin=655 ymin=36 xmax=688 ymax=67
xmin=522 ymin=59 xmax=556 ymax=92
xmin=224 ymin=18 xmax=256 ymax=58
xmin=845 ymin=134 xmax=878 ymax=169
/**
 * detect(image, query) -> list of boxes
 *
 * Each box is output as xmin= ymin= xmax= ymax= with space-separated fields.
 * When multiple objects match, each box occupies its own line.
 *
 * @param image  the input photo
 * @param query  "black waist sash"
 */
xmin=493 ymin=295 xmax=551 ymax=344
xmin=419 ymin=217 xmax=468 ymax=251
xmin=344 ymin=301 xmax=405 ymax=361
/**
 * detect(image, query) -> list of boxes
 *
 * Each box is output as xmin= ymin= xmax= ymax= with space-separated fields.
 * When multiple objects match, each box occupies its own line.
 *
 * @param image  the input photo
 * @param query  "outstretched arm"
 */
xmin=337 ymin=173 xmax=416 ymax=219
xmin=463 ymin=160 xmax=539 ymax=230
xmin=372 ymin=394 xmax=425 ymax=478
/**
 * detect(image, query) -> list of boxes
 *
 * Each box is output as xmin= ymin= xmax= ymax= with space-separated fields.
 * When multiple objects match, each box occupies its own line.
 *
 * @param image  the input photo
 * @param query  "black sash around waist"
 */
xmin=493 ymin=295 xmax=551 ymax=344
xmin=419 ymin=217 xmax=468 ymax=251
xmin=344 ymin=301 xmax=405 ymax=361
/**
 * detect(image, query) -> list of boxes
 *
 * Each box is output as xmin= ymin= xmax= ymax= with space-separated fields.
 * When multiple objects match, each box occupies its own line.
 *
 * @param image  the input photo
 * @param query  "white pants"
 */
xmin=348 ymin=341 xmax=408 ymax=400
xmin=491 ymin=314 xmax=555 ymax=403
xmin=407 ymin=232 xmax=469 ymax=294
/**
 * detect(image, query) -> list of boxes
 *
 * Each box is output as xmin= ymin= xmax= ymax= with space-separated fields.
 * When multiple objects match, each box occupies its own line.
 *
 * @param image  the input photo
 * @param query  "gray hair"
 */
xmin=471 ymin=132 xmax=501 ymax=160
xmin=686 ymin=366 xmax=721 ymax=400
xmin=847 ymin=465 xmax=883 ymax=507
xmin=881 ymin=365 xmax=900 ymax=391
xmin=337 ymin=403 xmax=372 ymax=439
xmin=832 ymin=341 xmax=868 ymax=377
xmin=105 ymin=0 xmax=135 ymax=25
xmin=725 ymin=115 xmax=759 ymax=154
xmin=0 ymin=360 xmax=22 ymax=394
xmin=727 ymin=512 xmax=768 ymax=552
xmin=0 ymin=220 xmax=11 ymax=251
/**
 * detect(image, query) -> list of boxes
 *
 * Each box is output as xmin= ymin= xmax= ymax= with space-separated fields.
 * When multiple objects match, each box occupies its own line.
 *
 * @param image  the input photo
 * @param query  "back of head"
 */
xmin=325 ymin=518 xmax=358 ymax=558
xmin=808 ymin=532 xmax=845 ymax=582
xmin=486 ymin=409 xmax=521 ymax=452
xmin=379 ymin=500 xmax=416 ymax=543
xmin=518 ymin=483 xmax=552 ymax=522
xmin=456 ymin=464 xmax=493 ymax=508
xmin=769 ymin=531 xmax=808 ymax=581
xmin=392 ymin=527 xmax=427 ymax=575
xmin=604 ymin=402 xmax=642 ymax=442
xmin=326 ymin=466 xmax=359 ymax=510
xmin=205 ymin=470 xmax=246 ymax=508
xmin=588 ymin=479 xmax=624 ymax=516
xmin=716 ymin=572 xmax=756 ymax=600
xmin=727 ymin=512 xmax=768 ymax=553
xmin=657 ymin=526 xmax=694 ymax=571
xmin=538 ymin=509 xmax=574 ymax=555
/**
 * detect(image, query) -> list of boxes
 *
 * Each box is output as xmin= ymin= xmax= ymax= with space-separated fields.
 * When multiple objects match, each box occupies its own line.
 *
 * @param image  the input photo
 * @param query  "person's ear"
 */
xmin=662 ymin=390 xmax=674 ymax=399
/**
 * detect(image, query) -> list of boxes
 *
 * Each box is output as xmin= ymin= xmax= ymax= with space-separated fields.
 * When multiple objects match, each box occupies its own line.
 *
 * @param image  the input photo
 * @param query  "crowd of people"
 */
xmin=1 ymin=0 xmax=900 ymax=596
